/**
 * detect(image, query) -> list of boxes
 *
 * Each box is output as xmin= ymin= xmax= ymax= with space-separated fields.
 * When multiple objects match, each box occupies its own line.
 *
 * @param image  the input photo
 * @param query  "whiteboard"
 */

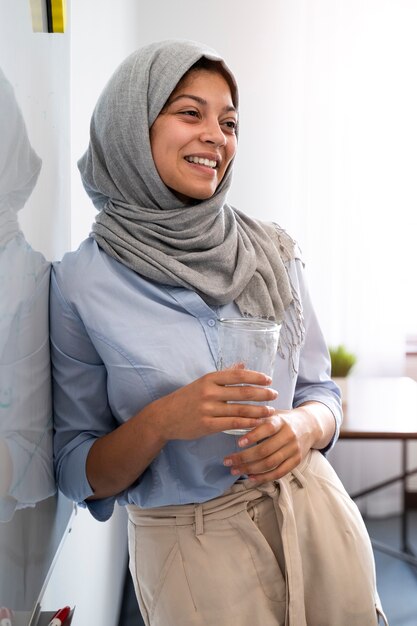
xmin=0 ymin=0 xmax=73 ymax=620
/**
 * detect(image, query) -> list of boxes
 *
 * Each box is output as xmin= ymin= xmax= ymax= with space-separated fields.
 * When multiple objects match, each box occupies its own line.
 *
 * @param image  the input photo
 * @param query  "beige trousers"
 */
xmin=127 ymin=450 xmax=388 ymax=626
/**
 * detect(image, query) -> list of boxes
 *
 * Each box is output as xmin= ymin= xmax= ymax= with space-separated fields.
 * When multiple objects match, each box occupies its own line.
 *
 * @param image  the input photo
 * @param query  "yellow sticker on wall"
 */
xmin=29 ymin=0 xmax=48 ymax=32
xmin=29 ymin=0 xmax=67 ymax=33
xmin=49 ymin=0 xmax=67 ymax=33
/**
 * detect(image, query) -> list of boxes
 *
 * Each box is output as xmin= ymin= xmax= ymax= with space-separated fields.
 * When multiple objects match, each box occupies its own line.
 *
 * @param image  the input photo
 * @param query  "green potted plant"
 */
xmin=328 ymin=344 xmax=357 ymax=405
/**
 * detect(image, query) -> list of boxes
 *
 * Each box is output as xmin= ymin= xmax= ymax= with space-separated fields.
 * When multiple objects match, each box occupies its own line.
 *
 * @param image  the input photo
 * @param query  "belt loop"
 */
xmin=194 ymin=503 xmax=204 ymax=536
xmin=291 ymin=468 xmax=307 ymax=488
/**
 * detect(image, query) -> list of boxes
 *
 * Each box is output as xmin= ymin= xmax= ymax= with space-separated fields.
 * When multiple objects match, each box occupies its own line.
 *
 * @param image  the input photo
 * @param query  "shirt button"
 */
xmin=207 ymin=319 xmax=216 ymax=327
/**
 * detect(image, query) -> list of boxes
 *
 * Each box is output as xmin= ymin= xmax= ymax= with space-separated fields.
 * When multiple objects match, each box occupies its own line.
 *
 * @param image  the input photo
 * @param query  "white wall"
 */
xmin=71 ymin=0 xmax=146 ymax=246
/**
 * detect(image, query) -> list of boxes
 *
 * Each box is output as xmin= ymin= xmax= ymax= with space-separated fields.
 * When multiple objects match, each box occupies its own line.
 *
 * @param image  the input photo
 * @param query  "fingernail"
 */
xmin=231 ymin=468 xmax=240 ymax=476
xmin=223 ymin=458 xmax=232 ymax=467
xmin=238 ymin=437 xmax=249 ymax=447
xmin=266 ymin=406 xmax=275 ymax=414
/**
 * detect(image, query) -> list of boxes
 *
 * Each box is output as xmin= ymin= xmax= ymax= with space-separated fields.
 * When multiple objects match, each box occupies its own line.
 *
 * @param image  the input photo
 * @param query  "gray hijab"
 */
xmin=78 ymin=40 xmax=301 ymax=332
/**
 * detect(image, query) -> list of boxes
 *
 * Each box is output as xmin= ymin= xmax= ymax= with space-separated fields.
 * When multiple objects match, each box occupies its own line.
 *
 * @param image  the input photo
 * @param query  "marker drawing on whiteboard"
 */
xmin=48 ymin=606 xmax=71 ymax=626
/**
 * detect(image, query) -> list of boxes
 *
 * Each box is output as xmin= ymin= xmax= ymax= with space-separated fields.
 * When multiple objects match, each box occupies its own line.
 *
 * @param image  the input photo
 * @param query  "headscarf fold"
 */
xmin=78 ymin=40 xmax=303 ymax=338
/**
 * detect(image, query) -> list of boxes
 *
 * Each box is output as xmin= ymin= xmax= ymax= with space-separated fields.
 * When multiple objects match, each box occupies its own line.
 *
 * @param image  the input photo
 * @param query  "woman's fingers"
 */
xmin=205 ymin=416 xmax=268 ymax=434
xmin=205 ymin=369 xmax=278 ymax=403
xmin=247 ymin=456 xmax=298 ymax=483
xmin=230 ymin=441 xmax=299 ymax=476
xmin=156 ymin=370 xmax=279 ymax=440
xmin=236 ymin=416 xmax=286 ymax=447
xmin=212 ymin=368 xmax=273 ymax=387
xmin=212 ymin=401 xmax=276 ymax=419
xmin=223 ymin=417 xmax=302 ymax=479
xmin=220 ymin=384 xmax=278 ymax=403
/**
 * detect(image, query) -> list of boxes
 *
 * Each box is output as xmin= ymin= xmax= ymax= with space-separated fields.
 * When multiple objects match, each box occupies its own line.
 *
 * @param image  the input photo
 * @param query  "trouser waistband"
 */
xmin=127 ymin=456 xmax=311 ymax=626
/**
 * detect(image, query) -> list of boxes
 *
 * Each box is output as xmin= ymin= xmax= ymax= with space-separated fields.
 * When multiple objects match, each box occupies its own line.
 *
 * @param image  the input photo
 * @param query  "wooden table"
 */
xmin=339 ymin=377 xmax=417 ymax=567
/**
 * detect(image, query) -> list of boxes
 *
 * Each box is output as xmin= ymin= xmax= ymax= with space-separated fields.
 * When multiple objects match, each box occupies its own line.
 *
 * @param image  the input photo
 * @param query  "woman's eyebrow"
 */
xmin=168 ymin=93 xmax=236 ymax=113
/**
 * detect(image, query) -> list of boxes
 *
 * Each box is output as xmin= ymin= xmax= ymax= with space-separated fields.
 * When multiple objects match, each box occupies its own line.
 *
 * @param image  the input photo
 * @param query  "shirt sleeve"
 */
xmin=290 ymin=260 xmax=342 ymax=453
xmin=50 ymin=267 xmax=118 ymax=522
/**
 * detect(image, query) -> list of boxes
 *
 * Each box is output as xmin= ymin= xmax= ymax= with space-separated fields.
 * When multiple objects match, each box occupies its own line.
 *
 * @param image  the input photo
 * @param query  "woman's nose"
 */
xmin=199 ymin=119 xmax=226 ymax=146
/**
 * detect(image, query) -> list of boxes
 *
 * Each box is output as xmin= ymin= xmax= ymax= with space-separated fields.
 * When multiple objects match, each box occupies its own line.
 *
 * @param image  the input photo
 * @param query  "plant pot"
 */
xmin=333 ymin=376 xmax=349 ymax=407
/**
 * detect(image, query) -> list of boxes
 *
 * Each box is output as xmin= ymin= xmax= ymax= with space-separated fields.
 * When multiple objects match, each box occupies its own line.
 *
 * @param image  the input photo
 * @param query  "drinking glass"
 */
xmin=217 ymin=318 xmax=281 ymax=435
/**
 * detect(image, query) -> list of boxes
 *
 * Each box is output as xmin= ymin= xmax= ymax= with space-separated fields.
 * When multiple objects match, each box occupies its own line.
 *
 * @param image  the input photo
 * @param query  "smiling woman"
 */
xmin=150 ymin=67 xmax=237 ymax=202
xmin=50 ymin=39 xmax=387 ymax=626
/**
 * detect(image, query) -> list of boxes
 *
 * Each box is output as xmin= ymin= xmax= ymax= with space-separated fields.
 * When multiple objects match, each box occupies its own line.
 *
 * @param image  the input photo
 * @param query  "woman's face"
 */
xmin=150 ymin=69 xmax=238 ymax=202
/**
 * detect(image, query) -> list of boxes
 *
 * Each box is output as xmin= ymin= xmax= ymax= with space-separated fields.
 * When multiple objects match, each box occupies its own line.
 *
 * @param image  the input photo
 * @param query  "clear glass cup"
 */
xmin=217 ymin=318 xmax=281 ymax=435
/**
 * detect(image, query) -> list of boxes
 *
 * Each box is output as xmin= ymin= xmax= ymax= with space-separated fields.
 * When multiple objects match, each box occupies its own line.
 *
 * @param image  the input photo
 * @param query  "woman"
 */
xmin=51 ymin=40 xmax=387 ymax=625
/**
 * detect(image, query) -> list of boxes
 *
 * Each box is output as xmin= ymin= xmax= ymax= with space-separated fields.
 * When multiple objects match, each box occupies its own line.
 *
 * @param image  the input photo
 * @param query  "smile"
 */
xmin=184 ymin=156 xmax=217 ymax=169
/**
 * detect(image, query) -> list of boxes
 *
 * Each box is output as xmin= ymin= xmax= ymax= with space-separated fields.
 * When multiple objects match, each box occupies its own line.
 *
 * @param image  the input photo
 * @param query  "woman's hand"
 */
xmin=142 ymin=369 xmax=278 ymax=444
xmin=87 ymin=369 xmax=277 ymax=499
xmin=222 ymin=402 xmax=336 ymax=482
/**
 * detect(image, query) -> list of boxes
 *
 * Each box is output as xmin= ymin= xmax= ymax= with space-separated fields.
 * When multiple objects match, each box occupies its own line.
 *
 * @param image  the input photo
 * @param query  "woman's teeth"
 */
xmin=185 ymin=156 xmax=217 ymax=169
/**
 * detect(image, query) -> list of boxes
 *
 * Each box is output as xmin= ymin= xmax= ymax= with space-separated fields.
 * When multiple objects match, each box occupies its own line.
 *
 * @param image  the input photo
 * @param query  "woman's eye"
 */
xmin=223 ymin=120 xmax=237 ymax=132
xmin=180 ymin=110 xmax=199 ymax=118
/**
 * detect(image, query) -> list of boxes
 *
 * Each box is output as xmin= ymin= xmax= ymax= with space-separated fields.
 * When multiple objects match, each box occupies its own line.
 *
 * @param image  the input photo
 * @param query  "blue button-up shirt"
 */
xmin=50 ymin=238 xmax=341 ymax=521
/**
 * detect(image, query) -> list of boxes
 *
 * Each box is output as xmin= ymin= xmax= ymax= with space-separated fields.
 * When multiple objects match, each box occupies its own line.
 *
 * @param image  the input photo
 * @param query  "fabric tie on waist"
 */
xmin=256 ymin=474 xmax=307 ymax=626
xmin=127 ymin=470 xmax=308 ymax=626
